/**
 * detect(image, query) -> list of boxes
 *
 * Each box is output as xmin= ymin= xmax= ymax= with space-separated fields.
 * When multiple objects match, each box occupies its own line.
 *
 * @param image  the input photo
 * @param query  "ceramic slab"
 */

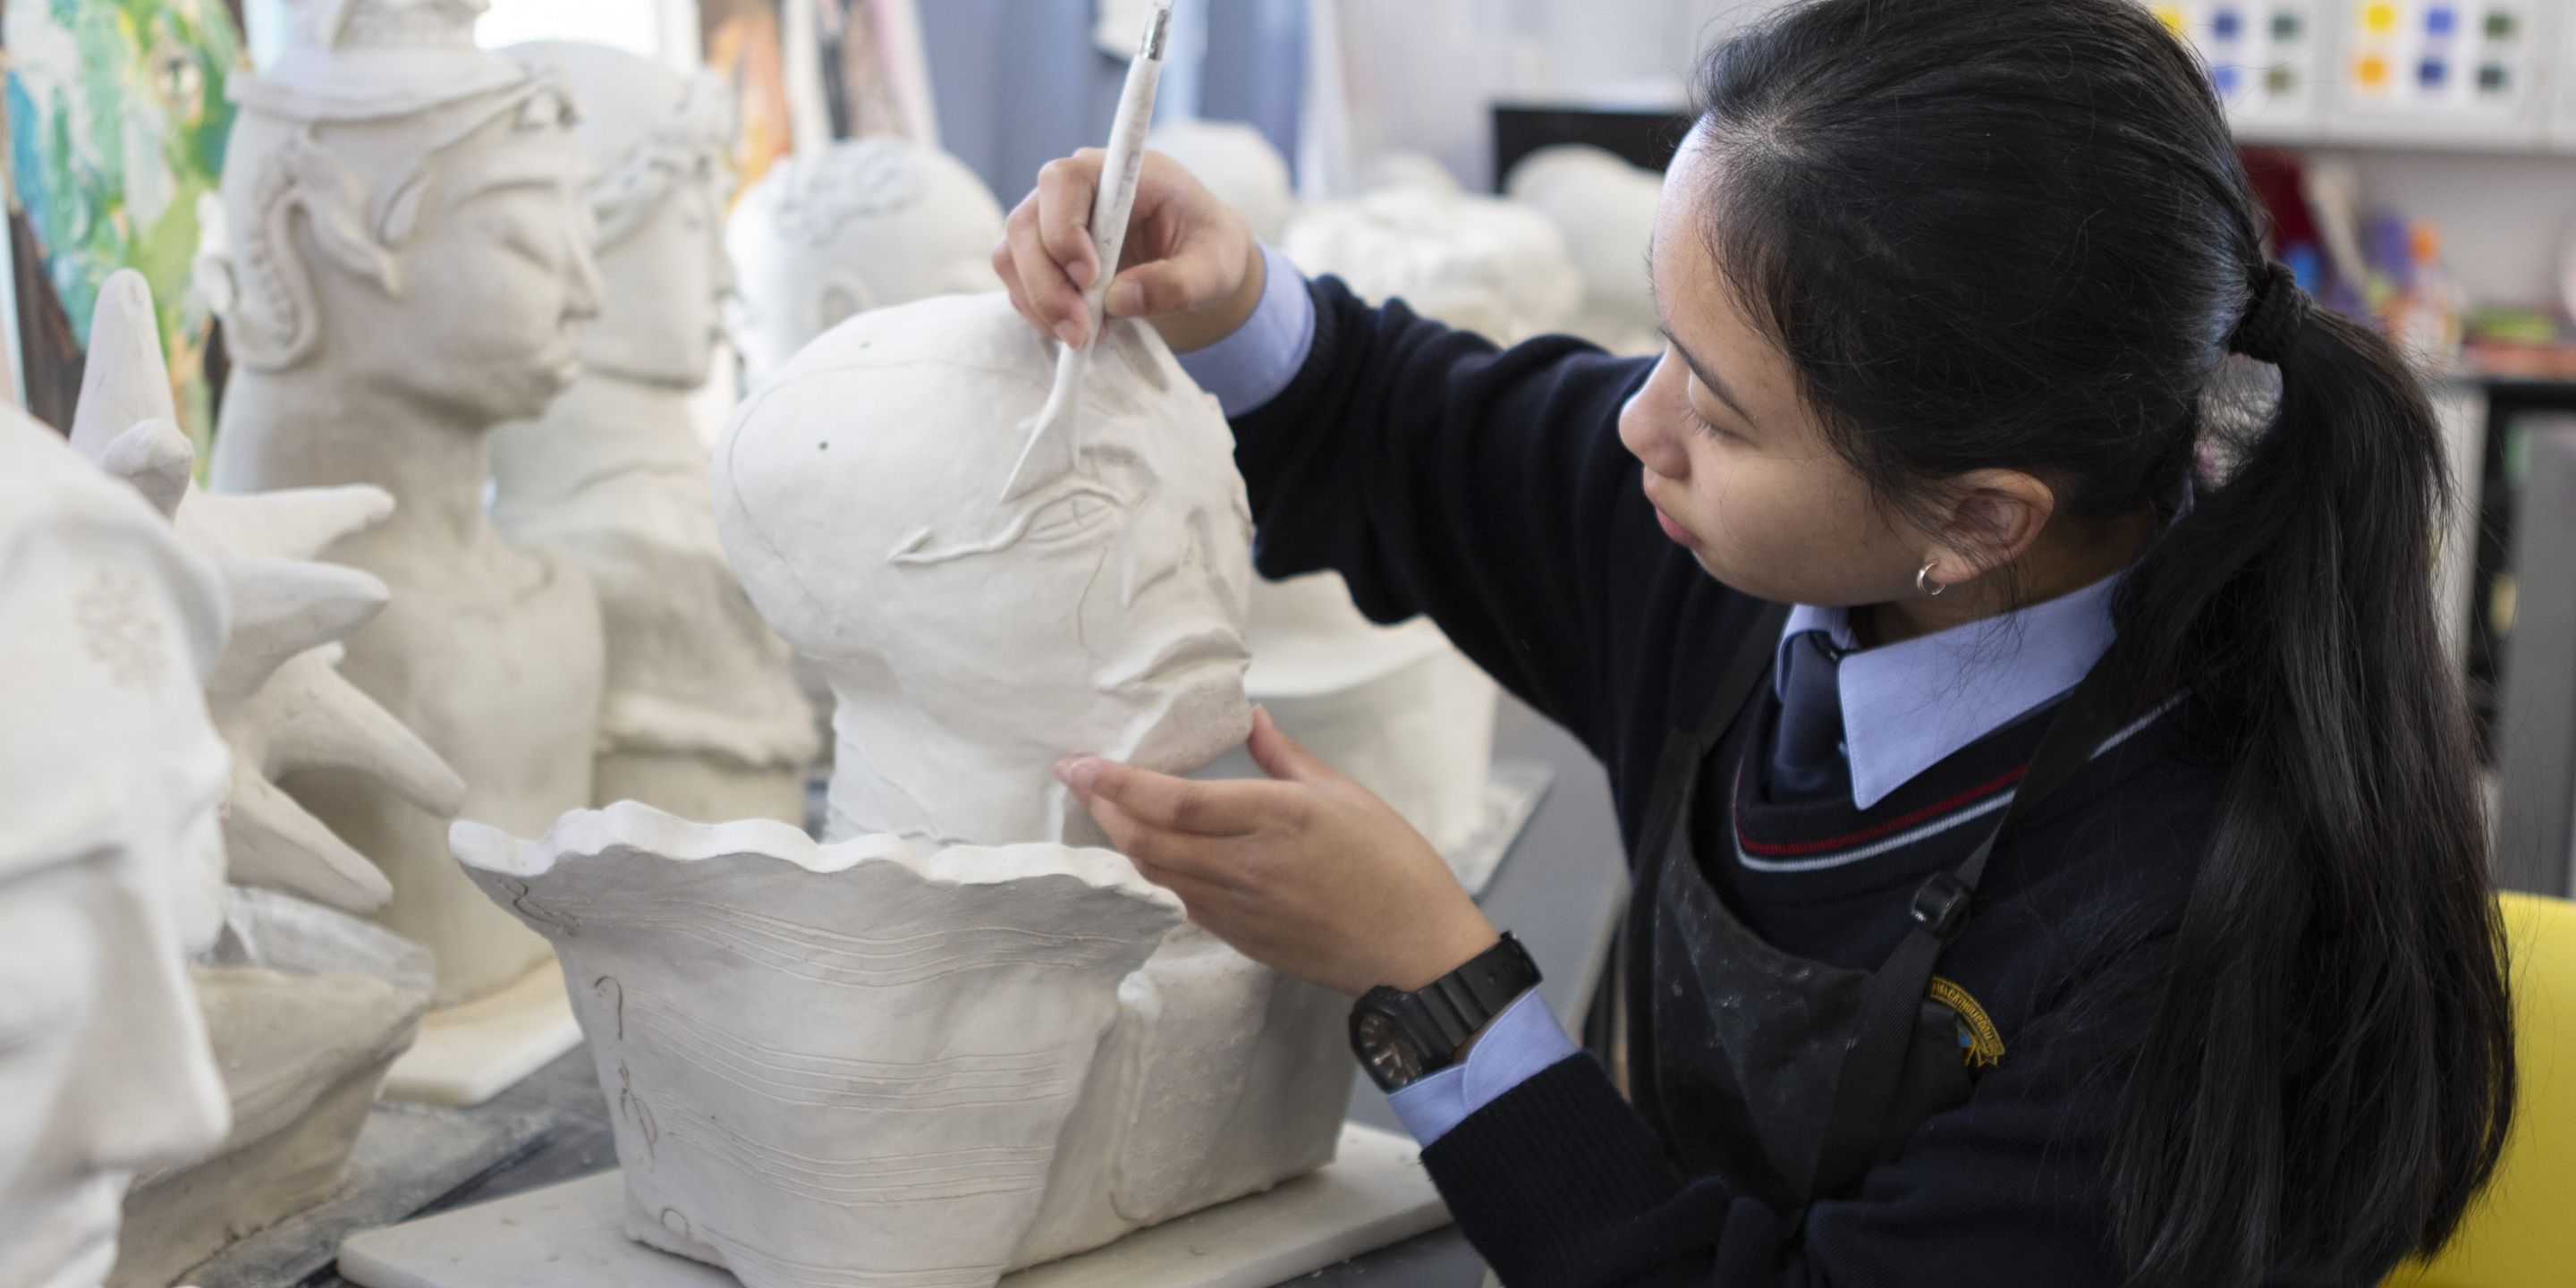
xmin=1447 ymin=758 xmax=1555 ymax=898
xmin=165 ymin=1100 xmax=548 ymax=1288
xmin=336 ymin=1123 xmax=1448 ymax=1288
xmin=380 ymin=962 xmax=580 ymax=1106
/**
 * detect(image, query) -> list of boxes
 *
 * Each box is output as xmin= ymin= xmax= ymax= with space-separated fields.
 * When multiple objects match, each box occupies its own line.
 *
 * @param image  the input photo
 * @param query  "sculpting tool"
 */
xmin=1003 ymin=0 xmax=1174 ymax=502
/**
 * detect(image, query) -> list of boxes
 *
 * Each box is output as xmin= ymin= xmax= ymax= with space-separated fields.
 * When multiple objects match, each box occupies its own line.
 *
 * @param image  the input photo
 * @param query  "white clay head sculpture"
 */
xmin=715 ymin=293 xmax=1254 ymax=848
xmin=1504 ymin=144 xmax=1664 ymax=339
xmin=70 ymin=270 xmax=466 ymax=915
xmin=0 ymin=413 xmax=233 ymax=1288
xmin=504 ymin=41 xmax=735 ymax=388
xmin=1147 ymin=120 xmax=1293 ymax=243
xmin=201 ymin=0 xmax=602 ymax=423
xmin=723 ymin=138 xmax=1007 ymax=386
xmin=1281 ymin=182 xmax=1582 ymax=346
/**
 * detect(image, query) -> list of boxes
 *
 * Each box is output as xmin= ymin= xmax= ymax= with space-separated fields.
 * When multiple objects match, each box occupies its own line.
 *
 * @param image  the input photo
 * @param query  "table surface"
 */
xmin=306 ymin=693 xmax=1630 ymax=1288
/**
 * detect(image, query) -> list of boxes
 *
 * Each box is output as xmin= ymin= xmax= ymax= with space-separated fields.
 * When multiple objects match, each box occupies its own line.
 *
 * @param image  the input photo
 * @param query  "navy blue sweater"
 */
xmin=1229 ymin=276 xmax=2231 ymax=1287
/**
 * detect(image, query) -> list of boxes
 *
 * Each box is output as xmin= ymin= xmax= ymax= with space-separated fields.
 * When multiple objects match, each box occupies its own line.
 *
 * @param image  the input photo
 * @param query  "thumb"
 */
xmin=1248 ymin=705 xmax=1345 ymax=788
xmin=1106 ymin=253 xmax=1232 ymax=319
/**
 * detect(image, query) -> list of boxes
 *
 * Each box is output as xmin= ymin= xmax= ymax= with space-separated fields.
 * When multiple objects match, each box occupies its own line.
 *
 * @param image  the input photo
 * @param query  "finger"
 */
xmin=1077 ymin=792 xmax=1244 ymax=887
xmin=1129 ymin=856 xmax=1234 ymax=913
xmin=1005 ymin=205 xmax=1087 ymax=349
xmin=1248 ymin=705 xmax=1349 ymax=790
xmin=1105 ymin=251 xmax=1233 ymax=319
xmin=996 ymin=237 xmax=1046 ymax=335
xmin=1058 ymin=757 xmax=1265 ymax=836
xmin=1035 ymin=152 xmax=1105 ymax=337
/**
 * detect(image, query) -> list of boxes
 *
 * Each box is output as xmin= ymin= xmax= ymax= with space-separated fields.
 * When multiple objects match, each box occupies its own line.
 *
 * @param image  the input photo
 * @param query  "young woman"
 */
xmin=996 ymin=0 xmax=2513 ymax=1283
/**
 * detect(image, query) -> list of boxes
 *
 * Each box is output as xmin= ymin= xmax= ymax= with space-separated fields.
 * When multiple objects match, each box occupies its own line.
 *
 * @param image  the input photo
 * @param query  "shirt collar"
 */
xmin=1776 ymin=572 xmax=2123 ymax=809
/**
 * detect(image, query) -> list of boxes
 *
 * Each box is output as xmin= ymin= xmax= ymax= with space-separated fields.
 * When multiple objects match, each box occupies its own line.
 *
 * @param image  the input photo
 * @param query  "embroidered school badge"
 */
xmin=1930 ymin=976 xmax=2007 ymax=1069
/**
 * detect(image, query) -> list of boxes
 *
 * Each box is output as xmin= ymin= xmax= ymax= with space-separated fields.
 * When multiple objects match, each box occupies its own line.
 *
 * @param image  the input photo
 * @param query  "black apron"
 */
xmin=1621 ymin=601 xmax=2137 ymax=1208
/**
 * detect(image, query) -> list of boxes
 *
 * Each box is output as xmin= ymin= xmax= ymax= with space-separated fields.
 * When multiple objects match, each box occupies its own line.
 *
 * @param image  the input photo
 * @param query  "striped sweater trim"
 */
xmin=1734 ymin=695 xmax=2183 ymax=875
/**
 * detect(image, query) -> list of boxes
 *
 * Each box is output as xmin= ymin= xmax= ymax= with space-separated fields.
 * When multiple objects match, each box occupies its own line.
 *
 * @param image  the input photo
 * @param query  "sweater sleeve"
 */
xmin=1419 ymin=996 xmax=2140 ymax=1288
xmin=1227 ymin=275 xmax=1680 ymax=760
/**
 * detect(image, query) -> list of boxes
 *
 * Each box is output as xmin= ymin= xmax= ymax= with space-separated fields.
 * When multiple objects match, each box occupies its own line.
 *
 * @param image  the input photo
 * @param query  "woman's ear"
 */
xmin=1922 ymin=469 xmax=2057 ymax=588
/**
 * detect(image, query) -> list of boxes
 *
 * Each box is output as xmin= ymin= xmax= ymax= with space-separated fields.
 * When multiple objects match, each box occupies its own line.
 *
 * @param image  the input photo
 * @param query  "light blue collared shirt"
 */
xmin=1179 ymin=252 xmax=2127 ymax=1146
xmin=1777 ymin=578 xmax=2122 ymax=810
xmin=1174 ymin=243 xmax=1317 ymax=416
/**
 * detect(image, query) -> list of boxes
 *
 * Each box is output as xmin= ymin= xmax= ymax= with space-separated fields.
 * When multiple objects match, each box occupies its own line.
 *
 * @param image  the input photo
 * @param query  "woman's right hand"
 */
xmin=993 ymin=148 xmax=1267 ymax=354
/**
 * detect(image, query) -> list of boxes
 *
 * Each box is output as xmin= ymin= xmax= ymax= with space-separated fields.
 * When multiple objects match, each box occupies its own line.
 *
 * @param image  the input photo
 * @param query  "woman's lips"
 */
xmin=1650 ymin=499 xmax=1702 ymax=550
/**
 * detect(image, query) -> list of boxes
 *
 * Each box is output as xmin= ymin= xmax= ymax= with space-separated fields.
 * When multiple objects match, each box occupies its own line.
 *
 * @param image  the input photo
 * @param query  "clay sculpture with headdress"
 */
xmin=68 ymin=269 xmax=450 ymax=1287
xmin=199 ymin=0 xmax=608 ymax=1048
xmin=724 ymin=136 xmax=1007 ymax=387
xmin=452 ymin=295 xmax=1352 ymax=1288
xmin=488 ymin=41 xmax=818 ymax=828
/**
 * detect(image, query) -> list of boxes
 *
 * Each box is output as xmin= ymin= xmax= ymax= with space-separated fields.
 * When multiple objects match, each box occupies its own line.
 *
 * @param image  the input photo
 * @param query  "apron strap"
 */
xmin=1810 ymin=657 xmax=2147 ymax=1197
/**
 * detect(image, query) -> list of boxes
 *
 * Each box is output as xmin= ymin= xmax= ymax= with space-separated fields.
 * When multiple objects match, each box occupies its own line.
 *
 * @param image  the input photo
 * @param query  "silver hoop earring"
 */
xmin=1917 ymin=564 xmax=1945 ymax=597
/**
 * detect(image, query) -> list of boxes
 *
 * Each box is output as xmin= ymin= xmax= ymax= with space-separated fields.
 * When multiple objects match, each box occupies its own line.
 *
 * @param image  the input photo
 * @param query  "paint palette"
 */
xmin=2150 ymin=1 xmax=2328 ymax=128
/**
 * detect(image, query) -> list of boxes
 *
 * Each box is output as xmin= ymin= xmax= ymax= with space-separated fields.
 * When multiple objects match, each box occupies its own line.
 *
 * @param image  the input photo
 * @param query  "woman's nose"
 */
xmin=1617 ymin=348 xmax=1693 ymax=482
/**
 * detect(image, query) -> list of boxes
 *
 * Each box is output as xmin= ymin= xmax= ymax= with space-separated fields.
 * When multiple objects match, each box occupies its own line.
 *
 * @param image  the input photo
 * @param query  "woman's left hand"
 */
xmin=1056 ymin=707 xmax=1500 ymax=997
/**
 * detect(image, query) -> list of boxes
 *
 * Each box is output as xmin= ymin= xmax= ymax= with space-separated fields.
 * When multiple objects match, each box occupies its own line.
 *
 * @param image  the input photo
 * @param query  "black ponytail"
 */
xmin=1690 ymin=3 xmax=2512 ymax=1284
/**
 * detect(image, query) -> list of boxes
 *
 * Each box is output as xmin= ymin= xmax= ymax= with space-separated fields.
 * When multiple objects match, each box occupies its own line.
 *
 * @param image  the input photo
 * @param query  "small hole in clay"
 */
xmin=818 ymin=440 xmax=830 ymax=451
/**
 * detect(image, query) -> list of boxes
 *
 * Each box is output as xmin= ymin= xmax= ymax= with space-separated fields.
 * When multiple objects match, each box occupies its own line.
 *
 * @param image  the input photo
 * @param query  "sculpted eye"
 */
xmin=1024 ymin=490 xmax=1122 ymax=544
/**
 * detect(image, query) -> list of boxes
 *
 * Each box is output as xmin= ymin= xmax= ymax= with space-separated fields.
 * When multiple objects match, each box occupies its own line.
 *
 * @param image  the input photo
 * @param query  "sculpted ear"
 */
xmin=816 ymin=273 xmax=876 ymax=333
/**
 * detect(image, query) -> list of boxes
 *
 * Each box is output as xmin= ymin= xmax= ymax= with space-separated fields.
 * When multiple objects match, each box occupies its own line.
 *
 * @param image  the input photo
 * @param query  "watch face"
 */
xmin=1354 ymin=1010 xmax=1426 ymax=1088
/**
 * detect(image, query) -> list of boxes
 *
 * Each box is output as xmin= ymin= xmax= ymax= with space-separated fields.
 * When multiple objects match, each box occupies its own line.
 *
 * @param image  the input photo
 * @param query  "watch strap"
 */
xmin=1392 ymin=933 xmax=1541 ymax=1064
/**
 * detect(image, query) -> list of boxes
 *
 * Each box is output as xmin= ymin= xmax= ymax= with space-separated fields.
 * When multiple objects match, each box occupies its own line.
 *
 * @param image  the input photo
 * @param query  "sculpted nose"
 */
xmin=564 ymin=220 xmax=606 ymax=323
xmin=60 ymin=897 xmax=229 ymax=1178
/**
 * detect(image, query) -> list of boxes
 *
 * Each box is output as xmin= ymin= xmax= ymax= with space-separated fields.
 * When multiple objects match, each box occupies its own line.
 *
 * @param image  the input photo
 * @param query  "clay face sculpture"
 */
xmin=203 ymin=0 xmax=608 ymax=1007
xmin=717 ymin=293 xmax=1257 ymax=849
xmin=67 ymin=270 xmax=445 ymax=1287
xmin=456 ymin=293 xmax=1351 ymax=1287
xmin=489 ymin=42 xmax=818 ymax=827
xmin=1282 ymin=182 xmax=1582 ymax=346
xmin=1504 ymin=144 xmax=1665 ymax=356
xmin=724 ymin=138 xmax=1008 ymax=386
xmin=1148 ymin=120 xmax=1294 ymax=243
xmin=0 ymin=411 xmax=232 ymax=1288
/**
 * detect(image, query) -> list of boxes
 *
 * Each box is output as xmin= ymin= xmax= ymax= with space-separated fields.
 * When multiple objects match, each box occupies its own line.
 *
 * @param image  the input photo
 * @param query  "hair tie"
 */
xmin=2227 ymin=261 xmax=2311 ymax=364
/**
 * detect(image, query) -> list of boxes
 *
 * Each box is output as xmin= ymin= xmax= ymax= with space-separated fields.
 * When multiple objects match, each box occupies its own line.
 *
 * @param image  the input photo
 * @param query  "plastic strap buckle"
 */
xmin=1911 ymin=874 xmax=1973 ymax=941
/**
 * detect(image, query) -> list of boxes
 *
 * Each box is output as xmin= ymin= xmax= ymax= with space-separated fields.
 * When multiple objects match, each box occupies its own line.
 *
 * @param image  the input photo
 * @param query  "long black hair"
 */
xmin=1689 ymin=1 xmax=2512 ymax=1284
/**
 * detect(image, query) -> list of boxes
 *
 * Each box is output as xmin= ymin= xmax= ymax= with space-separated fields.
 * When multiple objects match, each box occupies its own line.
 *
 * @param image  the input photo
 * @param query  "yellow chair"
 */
xmin=2392 ymin=892 xmax=2576 ymax=1286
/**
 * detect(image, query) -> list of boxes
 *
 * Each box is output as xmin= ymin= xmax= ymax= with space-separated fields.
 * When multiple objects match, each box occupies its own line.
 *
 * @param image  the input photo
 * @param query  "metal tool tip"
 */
xmin=1143 ymin=4 xmax=1172 ymax=60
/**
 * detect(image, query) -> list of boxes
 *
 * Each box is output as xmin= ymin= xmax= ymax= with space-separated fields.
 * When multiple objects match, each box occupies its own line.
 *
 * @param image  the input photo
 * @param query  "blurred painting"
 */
xmin=818 ymin=0 xmax=936 ymax=143
xmin=701 ymin=0 xmax=795 ymax=194
xmin=6 ymin=0 xmax=247 ymax=443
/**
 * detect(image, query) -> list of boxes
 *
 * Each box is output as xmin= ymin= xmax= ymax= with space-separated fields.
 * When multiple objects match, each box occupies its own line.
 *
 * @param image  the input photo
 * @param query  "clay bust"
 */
xmin=1148 ymin=119 xmax=1293 ymax=243
xmin=724 ymin=137 xmax=1007 ymax=386
xmin=202 ymin=0 xmax=607 ymax=1013
xmin=68 ymin=271 xmax=445 ymax=1287
xmin=0 ymin=409 xmax=231 ymax=1288
xmin=1282 ymin=182 xmax=1582 ymax=346
xmin=453 ymin=295 xmax=1350 ymax=1287
xmin=1504 ymin=144 xmax=1665 ymax=356
xmin=489 ymin=41 xmax=817 ymax=827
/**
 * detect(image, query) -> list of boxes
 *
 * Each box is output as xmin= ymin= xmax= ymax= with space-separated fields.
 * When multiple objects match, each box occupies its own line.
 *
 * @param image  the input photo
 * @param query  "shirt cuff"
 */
xmin=1173 ymin=242 xmax=1315 ymax=418
xmin=1385 ymin=989 xmax=1580 ymax=1148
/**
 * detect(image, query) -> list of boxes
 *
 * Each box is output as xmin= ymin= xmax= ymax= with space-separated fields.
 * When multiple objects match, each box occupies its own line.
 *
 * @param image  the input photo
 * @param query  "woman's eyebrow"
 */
xmin=1657 ymin=325 xmax=1757 ymax=426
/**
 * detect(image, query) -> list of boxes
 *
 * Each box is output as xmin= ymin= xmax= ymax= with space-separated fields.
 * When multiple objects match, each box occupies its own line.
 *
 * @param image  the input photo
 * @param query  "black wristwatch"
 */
xmin=1349 ymin=933 xmax=1541 ymax=1091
